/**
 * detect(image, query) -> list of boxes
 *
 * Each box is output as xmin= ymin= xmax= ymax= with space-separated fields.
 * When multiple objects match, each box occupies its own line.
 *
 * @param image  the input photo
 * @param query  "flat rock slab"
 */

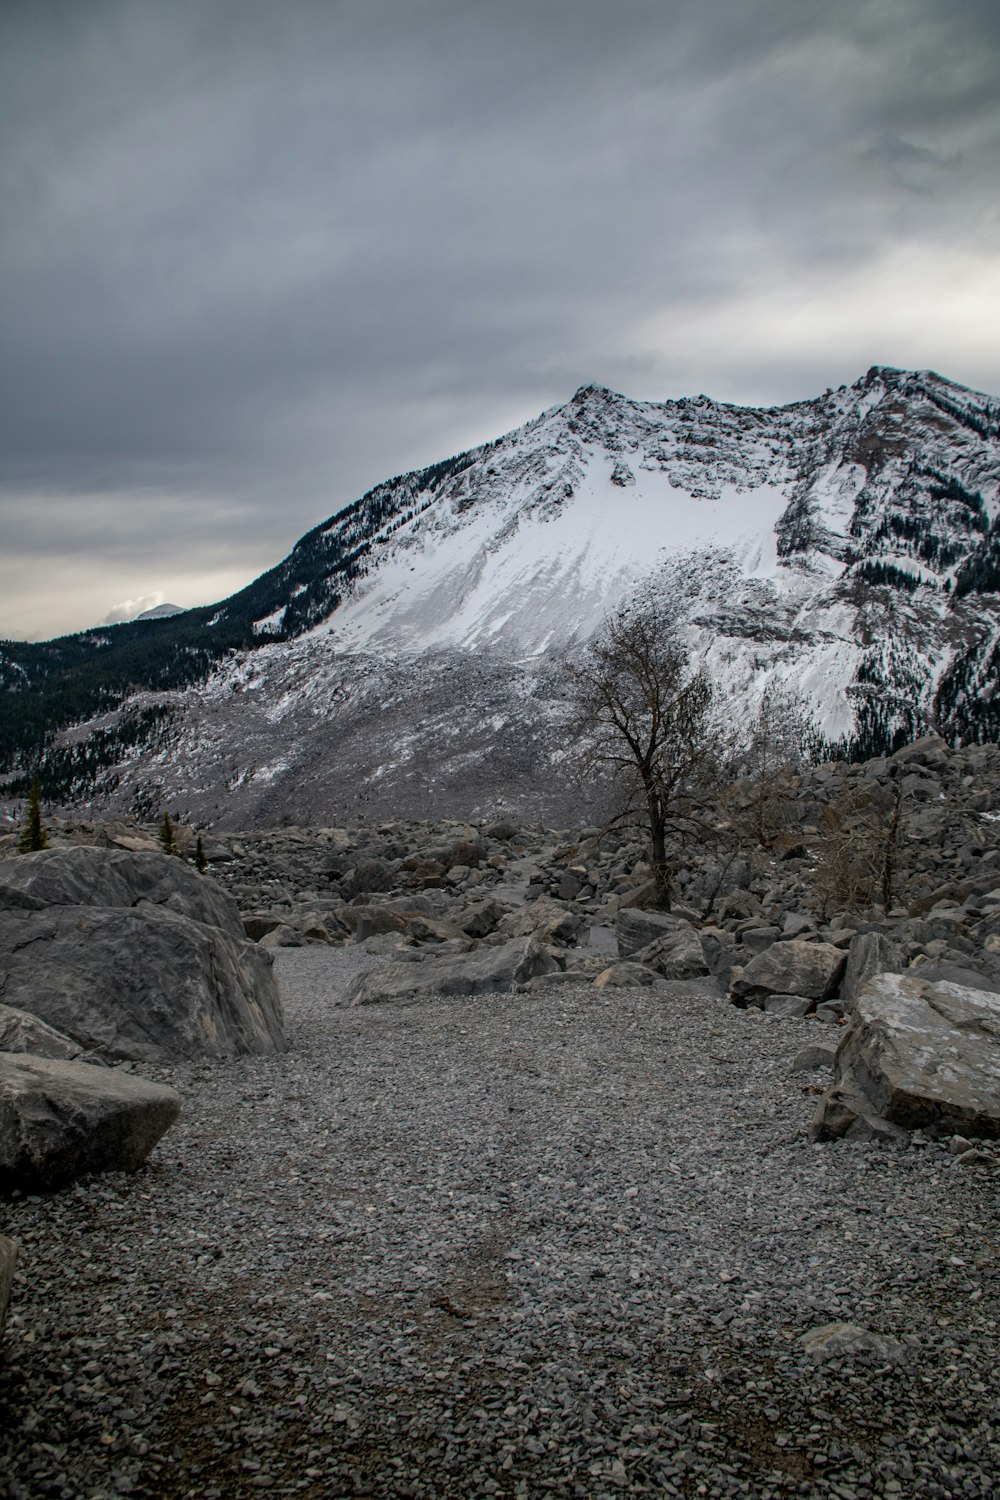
xmin=812 ymin=972 xmax=1000 ymax=1141
xmin=0 ymin=1053 xmax=180 ymax=1193
xmin=347 ymin=936 xmax=558 ymax=1005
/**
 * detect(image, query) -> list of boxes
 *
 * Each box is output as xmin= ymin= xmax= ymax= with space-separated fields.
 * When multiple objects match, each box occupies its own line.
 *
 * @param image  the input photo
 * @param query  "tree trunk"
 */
xmin=645 ymin=785 xmax=671 ymax=910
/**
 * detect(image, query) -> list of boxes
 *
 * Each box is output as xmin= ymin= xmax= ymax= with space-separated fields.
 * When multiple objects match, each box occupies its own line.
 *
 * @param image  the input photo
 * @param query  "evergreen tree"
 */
xmin=158 ymin=811 xmax=180 ymax=857
xmin=17 ymin=777 xmax=49 ymax=854
xmin=194 ymin=835 xmax=208 ymax=874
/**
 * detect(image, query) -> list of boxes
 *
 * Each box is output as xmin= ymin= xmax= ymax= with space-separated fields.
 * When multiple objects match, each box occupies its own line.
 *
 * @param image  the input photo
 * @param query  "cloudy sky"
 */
xmin=2 ymin=0 xmax=999 ymax=640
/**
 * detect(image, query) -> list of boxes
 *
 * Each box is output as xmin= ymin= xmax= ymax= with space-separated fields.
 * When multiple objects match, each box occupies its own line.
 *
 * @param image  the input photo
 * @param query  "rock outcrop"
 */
xmin=0 ymin=1053 xmax=180 ymax=1192
xmin=811 ymin=973 xmax=1000 ymax=1142
xmin=0 ymin=849 xmax=285 ymax=1063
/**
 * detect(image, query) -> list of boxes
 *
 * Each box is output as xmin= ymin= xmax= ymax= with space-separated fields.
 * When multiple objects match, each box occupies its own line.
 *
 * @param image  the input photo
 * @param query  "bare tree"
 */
xmin=568 ymin=605 xmax=721 ymax=909
xmin=734 ymin=685 xmax=817 ymax=846
xmin=809 ymin=778 xmax=904 ymax=918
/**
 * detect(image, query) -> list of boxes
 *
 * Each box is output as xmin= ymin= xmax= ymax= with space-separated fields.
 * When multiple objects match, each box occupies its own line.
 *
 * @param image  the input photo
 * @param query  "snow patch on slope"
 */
xmin=322 ymin=453 xmax=792 ymax=656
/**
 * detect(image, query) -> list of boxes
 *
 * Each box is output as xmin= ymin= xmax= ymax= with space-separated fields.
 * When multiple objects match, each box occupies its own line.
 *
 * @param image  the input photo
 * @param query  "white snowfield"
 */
xmin=324 ymin=459 xmax=794 ymax=658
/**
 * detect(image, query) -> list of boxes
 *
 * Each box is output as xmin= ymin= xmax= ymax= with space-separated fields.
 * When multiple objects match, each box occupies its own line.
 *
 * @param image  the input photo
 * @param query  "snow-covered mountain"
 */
xmin=13 ymin=365 xmax=1000 ymax=826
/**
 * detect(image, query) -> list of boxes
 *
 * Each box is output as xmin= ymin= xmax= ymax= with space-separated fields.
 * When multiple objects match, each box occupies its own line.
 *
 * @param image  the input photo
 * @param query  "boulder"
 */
xmin=405 ymin=915 xmax=460 ymax=945
xmin=346 ymin=936 xmax=559 ymax=1006
xmin=840 ymin=931 xmax=900 ymax=1010
xmin=0 ymin=1234 xmax=16 ymax=1344
xmin=889 ymin=734 xmax=949 ymax=771
xmin=0 ymin=904 xmax=284 ymax=1063
xmin=0 ymin=1004 xmax=87 ymax=1061
xmin=799 ymin=1323 xmax=906 ymax=1364
xmin=631 ymin=923 xmax=710 ymax=979
xmin=740 ymin=926 xmax=780 ymax=954
xmin=0 ymin=846 xmax=284 ymax=1062
xmin=699 ymin=929 xmax=739 ymax=989
xmin=616 ymin=907 xmax=689 ymax=957
xmin=905 ymin=960 xmax=1000 ymax=996
xmin=459 ymin=899 xmax=504 ymax=938
xmin=0 ymin=847 xmax=241 ymax=935
xmin=762 ymin=993 xmax=813 ymax=1018
xmin=791 ymin=1043 xmax=838 ymax=1072
xmin=337 ymin=904 xmax=409 ymax=939
xmin=258 ymin=923 xmax=307 ymax=949
xmin=0 ymin=1053 xmax=180 ymax=1192
xmin=593 ymin=962 xmax=663 ymax=989
xmin=730 ymin=940 xmax=846 ymax=1007
xmin=811 ymin=973 xmax=1000 ymax=1142
xmin=338 ymin=857 xmax=399 ymax=899
xmin=242 ymin=913 xmax=289 ymax=942
xmin=498 ymin=899 xmax=582 ymax=945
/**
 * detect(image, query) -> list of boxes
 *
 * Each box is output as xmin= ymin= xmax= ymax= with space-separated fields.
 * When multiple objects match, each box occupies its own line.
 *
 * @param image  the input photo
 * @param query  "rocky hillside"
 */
xmin=3 ymin=366 xmax=999 ymax=825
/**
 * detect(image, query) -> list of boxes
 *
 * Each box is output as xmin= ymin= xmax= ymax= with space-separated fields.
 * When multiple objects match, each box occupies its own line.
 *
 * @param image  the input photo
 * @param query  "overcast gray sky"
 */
xmin=2 ymin=0 xmax=998 ymax=640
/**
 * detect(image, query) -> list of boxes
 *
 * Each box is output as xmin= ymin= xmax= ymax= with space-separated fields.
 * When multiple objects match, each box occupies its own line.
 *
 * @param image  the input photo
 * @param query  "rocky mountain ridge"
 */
xmin=3 ymin=365 xmax=999 ymax=826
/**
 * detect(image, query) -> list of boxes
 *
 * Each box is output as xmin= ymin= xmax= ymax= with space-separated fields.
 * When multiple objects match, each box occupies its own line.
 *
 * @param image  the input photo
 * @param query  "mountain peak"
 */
xmin=5 ymin=365 xmax=999 ymax=824
xmin=569 ymin=383 xmax=622 ymax=405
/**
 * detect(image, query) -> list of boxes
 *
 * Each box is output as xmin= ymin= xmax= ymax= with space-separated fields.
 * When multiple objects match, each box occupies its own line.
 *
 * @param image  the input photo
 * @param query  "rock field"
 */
xmin=1 ymin=731 xmax=999 ymax=1496
xmin=1 ymin=948 xmax=998 ymax=1499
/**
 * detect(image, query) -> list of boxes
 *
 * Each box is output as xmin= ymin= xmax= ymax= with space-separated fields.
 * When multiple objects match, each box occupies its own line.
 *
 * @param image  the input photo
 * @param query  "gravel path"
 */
xmin=2 ymin=949 xmax=998 ymax=1500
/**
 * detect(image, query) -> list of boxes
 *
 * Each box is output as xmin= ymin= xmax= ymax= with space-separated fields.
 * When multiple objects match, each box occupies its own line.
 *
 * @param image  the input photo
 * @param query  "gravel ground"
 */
xmin=1 ymin=947 xmax=998 ymax=1500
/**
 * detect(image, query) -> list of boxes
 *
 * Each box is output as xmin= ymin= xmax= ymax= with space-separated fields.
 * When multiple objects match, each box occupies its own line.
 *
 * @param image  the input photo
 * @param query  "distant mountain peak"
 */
xmin=135 ymin=603 xmax=185 ymax=621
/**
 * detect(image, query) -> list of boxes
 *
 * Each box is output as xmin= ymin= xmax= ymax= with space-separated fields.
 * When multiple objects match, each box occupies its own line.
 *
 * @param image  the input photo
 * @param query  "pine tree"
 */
xmin=158 ymin=812 xmax=180 ymax=857
xmin=194 ymin=835 xmax=208 ymax=874
xmin=17 ymin=777 xmax=49 ymax=854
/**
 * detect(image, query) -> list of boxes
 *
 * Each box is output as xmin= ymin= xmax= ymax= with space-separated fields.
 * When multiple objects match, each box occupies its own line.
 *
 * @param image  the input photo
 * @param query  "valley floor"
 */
xmin=1 ymin=952 xmax=998 ymax=1500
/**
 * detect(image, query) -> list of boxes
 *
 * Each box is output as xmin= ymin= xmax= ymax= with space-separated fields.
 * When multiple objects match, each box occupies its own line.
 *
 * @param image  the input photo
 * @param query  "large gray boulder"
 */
xmin=0 ymin=848 xmax=285 ymax=1062
xmin=632 ymin=924 xmax=710 ymax=981
xmin=811 ymin=973 xmax=1000 ymax=1142
xmin=0 ymin=847 xmax=242 ymax=935
xmin=730 ymin=940 xmax=846 ymax=1007
xmin=347 ymin=936 xmax=558 ymax=1006
xmin=0 ymin=1234 xmax=16 ymax=1344
xmin=0 ymin=1053 xmax=180 ymax=1192
xmin=498 ymin=899 xmax=582 ymax=945
xmin=616 ymin=907 xmax=686 ymax=957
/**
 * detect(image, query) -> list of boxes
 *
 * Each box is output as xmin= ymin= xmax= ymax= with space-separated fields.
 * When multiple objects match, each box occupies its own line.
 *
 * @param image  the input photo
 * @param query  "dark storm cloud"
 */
xmin=1 ymin=0 xmax=998 ymax=638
